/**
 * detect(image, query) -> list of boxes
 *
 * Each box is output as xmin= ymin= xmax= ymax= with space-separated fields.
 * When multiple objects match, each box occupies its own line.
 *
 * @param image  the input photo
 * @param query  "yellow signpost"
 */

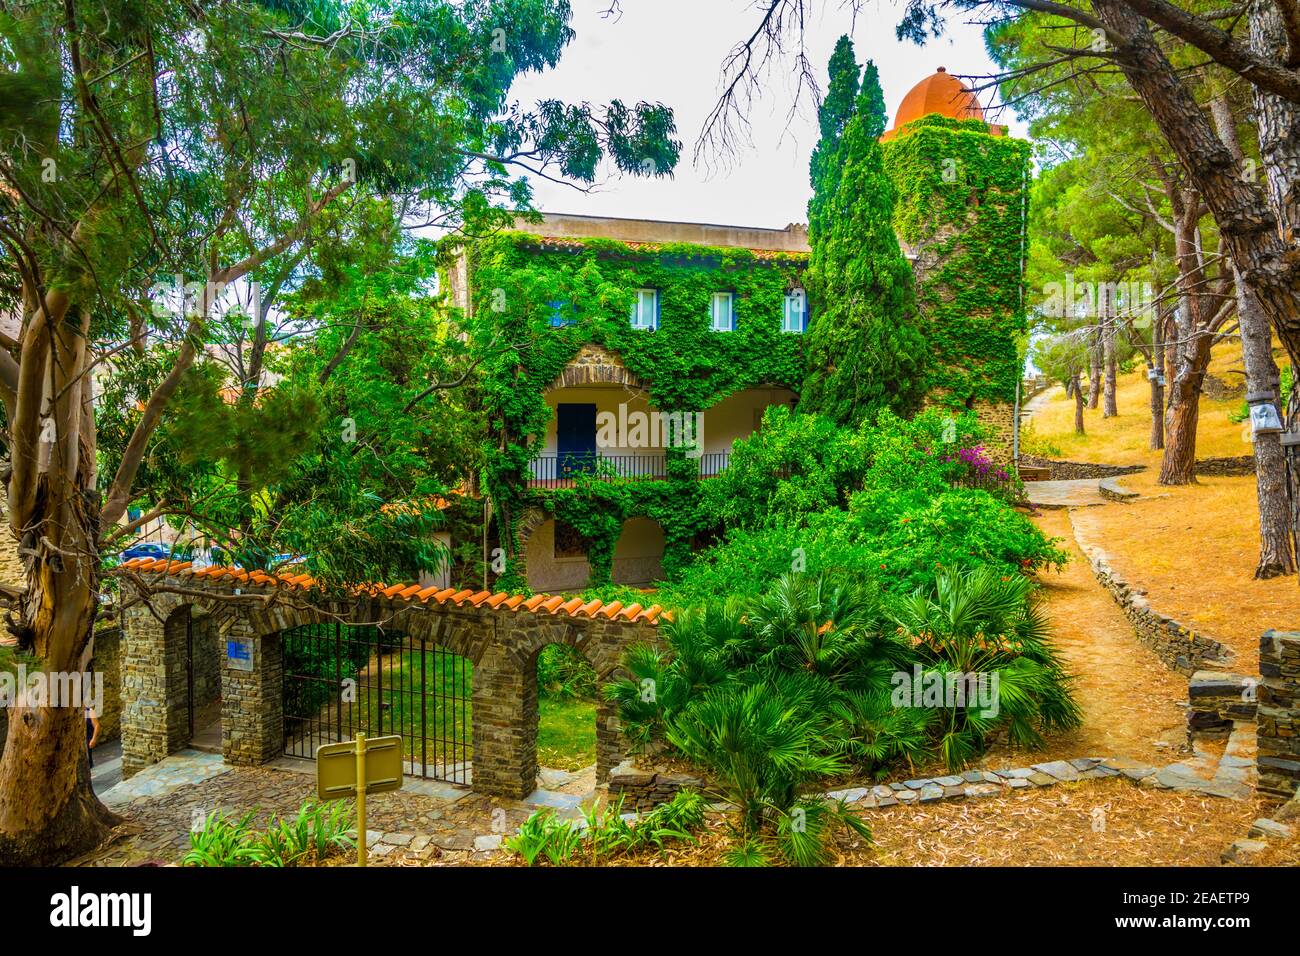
xmin=316 ymin=733 xmax=404 ymax=867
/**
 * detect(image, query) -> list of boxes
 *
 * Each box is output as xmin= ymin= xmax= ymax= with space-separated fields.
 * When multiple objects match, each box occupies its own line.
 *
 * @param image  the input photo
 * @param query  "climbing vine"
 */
xmin=881 ymin=115 xmax=1031 ymax=407
xmin=463 ymin=232 xmax=807 ymax=588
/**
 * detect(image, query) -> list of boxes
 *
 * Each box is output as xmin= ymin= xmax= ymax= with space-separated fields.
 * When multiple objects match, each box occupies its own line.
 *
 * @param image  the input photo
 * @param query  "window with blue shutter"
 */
xmin=630 ymin=289 xmax=658 ymax=330
xmin=710 ymin=291 xmax=735 ymax=332
xmin=783 ymin=289 xmax=807 ymax=333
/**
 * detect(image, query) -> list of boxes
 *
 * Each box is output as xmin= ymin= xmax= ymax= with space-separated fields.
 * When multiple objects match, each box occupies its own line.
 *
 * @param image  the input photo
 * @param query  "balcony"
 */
xmin=526 ymin=452 xmax=731 ymax=489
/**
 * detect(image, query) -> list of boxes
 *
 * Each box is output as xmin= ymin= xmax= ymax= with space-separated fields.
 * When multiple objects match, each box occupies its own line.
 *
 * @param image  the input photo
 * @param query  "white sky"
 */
xmin=510 ymin=0 xmax=1030 ymax=228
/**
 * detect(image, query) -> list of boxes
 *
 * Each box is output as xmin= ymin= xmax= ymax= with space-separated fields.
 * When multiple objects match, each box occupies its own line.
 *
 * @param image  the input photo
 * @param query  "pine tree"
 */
xmin=802 ymin=41 xmax=927 ymax=426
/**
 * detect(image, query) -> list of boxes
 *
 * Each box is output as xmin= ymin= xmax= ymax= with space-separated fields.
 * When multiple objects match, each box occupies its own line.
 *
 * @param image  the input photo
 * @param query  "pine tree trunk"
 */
xmin=1149 ymin=370 xmax=1165 ymax=450
xmin=1238 ymin=279 xmax=1297 ymax=577
xmin=1073 ymin=373 xmax=1087 ymax=434
xmin=1088 ymin=336 xmax=1102 ymax=410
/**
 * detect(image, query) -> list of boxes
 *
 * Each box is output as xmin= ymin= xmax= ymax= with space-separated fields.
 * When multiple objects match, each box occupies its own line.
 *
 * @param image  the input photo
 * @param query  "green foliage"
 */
xmin=467 ymin=232 xmax=807 ymax=584
xmin=536 ymin=643 xmax=598 ymax=700
xmin=183 ymin=801 xmax=356 ymax=867
xmin=892 ymin=567 xmax=1082 ymax=769
xmin=505 ymin=789 xmax=705 ymax=866
xmin=881 ymin=116 xmax=1032 ymax=406
xmin=660 ymin=408 xmax=1060 ymax=607
xmin=803 ymin=42 xmax=927 ymax=425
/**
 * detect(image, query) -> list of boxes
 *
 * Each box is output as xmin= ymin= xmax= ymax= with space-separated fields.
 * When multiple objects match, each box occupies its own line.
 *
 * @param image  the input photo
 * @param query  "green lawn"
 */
xmin=537 ymin=695 xmax=596 ymax=771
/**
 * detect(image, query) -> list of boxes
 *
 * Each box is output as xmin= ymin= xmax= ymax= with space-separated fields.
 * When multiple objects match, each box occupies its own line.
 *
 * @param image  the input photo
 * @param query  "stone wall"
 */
xmin=973 ymin=399 xmax=1016 ymax=467
xmin=1072 ymin=519 xmax=1233 ymax=675
xmin=119 ymin=562 xmax=664 ymax=798
xmin=91 ymin=627 xmax=123 ymax=742
xmin=1258 ymin=630 xmax=1300 ymax=799
xmin=1017 ymin=455 xmax=1146 ymax=480
xmin=1188 ymin=670 xmax=1257 ymax=738
xmin=1196 ymin=455 xmax=1256 ymax=477
xmin=607 ymin=760 xmax=707 ymax=812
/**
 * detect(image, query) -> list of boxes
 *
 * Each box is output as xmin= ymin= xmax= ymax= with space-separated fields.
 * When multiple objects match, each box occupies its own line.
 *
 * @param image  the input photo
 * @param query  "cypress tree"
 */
xmin=801 ymin=40 xmax=927 ymax=426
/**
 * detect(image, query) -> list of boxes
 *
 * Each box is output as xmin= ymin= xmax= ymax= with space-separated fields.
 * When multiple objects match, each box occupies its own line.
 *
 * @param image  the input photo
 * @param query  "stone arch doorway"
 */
xmin=532 ymin=641 xmax=600 ymax=790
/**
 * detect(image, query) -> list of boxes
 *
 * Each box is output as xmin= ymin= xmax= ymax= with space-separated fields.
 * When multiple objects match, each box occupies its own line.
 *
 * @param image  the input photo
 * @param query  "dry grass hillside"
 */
xmin=1023 ymin=339 xmax=1257 ymax=467
xmin=1023 ymin=338 xmax=1300 ymax=652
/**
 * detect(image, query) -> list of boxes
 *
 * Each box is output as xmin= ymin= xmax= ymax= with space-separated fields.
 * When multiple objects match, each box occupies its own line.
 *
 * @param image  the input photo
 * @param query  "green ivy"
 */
xmin=463 ymin=233 xmax=807 ymax=586
xmin=881 ymin=115 xmax=1031 ymax=407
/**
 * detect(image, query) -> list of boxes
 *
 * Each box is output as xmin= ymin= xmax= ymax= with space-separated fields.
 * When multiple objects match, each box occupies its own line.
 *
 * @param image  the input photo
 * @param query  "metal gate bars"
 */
xmin=281 ymin=622 xmax=472 ymax=784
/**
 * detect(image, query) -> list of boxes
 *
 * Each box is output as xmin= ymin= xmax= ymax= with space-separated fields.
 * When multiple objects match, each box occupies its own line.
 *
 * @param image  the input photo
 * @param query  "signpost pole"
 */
xmin=355 ymin=732 xmax=367 ymax=868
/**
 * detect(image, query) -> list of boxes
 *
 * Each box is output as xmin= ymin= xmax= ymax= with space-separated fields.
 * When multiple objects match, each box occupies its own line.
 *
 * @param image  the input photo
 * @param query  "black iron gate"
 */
xmin=281 ymin=623 xmax=472 ymax=784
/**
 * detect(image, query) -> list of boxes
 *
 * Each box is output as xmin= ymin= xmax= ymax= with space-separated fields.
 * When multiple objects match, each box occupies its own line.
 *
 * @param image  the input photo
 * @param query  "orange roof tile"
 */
xmin=111 ymin=560 xmax=666 ymax=628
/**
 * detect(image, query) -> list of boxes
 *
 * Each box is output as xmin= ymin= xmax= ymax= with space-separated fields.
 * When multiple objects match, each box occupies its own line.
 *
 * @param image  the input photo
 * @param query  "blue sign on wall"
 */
xmin=226 ymin=638 xmax=253 ymax=672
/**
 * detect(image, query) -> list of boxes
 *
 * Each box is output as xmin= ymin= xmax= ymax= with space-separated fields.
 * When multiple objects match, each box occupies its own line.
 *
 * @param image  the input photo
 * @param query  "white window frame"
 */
xmin=630 ymin=288 xmax=658 ymax=330
xmin=783 ymin=290 xmax=807 ymax=333
xmin=710 ymin=291 xmax=735 ymax=332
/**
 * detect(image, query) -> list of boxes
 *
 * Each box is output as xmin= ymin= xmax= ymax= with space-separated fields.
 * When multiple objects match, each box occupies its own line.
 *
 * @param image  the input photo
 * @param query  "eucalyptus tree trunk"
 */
xmin=0 ymin=298 xmax=117 ymax=865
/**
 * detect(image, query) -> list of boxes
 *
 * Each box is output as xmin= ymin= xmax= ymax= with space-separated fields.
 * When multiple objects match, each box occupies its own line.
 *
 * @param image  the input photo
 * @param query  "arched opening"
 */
xmin=280 ymin=622 xmax=473 ymax=784
xmin=612 ymin=517 xmax=665 ymax=585
xmin=525 ymin=518 xmax=592 ymax=592
xmin=161 ymin=604 xmax=221 ymax=754
xmin=532 ymin=642 xmax=599 ymax=793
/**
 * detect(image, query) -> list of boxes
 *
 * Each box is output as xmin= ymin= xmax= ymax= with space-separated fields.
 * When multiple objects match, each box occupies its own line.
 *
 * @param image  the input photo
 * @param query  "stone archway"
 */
xmin=119 ymin=560 xmax=667 ymax=798
xmin=545 ymin=344 xmax=647 ymax=392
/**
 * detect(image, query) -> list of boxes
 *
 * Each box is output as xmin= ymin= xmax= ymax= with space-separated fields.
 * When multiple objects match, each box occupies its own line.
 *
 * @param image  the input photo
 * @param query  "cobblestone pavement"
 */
xmin=73 ymin=753 xmax=593 ymax=867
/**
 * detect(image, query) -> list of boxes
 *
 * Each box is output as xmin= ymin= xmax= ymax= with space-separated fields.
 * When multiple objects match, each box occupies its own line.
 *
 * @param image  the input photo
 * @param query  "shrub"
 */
xmin=184 ymin=801 xmax=355 ymax=867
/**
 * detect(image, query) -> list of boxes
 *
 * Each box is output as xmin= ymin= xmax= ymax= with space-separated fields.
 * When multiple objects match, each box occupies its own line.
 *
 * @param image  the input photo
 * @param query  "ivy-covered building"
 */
xmin=446 ymin=215 xmax=811 ymax=592
xmin=447 ymin=66 xmax=1029 ymax=595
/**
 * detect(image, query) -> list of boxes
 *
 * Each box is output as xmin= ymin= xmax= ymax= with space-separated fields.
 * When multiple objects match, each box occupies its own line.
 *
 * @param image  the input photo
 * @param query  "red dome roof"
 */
xmin=881 ymin=67 xmax=1001 ymax=142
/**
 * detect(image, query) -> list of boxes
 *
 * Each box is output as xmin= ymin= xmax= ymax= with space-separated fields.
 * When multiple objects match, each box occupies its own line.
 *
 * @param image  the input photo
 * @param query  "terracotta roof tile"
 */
xmin=113 ymin=560 xmax=666 ymax=628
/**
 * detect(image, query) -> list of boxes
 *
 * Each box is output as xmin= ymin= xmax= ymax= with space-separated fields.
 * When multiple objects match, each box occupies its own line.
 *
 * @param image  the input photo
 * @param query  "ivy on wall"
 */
xmin=881 ymin=115 xmax=1031 ymax=408
xmin=463 ymin=233 xmax=807 ymax=589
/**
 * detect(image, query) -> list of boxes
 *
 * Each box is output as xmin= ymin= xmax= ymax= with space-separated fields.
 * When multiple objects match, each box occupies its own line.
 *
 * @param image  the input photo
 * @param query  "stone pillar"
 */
xmin=220 ymin=618 xmax=283 ymax=766
xmin=595 ymin=697 xmax=626 ymax=782
xmin=120 ymin=601 xmax=189 ymax=778
xmin=471 ymin=641 xmax=537 ymax=799
xmin=1258 ymin=630 xmax=1300 ymax=798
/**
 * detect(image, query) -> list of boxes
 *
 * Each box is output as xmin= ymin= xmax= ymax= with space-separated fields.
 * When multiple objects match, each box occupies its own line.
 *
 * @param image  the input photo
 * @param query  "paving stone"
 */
xmin=960 ymin=770 xmax=985 ymax=783
xmin=893 ymin=789 xmax=917 ymax=803
xmin=874 ymin=793 xmax=897 ymax=808
xmin=903 ymin=779 xmax=932 ymax=790
xmin=1221 ymin=839 xmax=1268 ymax=864
xmin=934 ymin=775 xmax=965 ymax=787
xmin=1006 ymin=778 xmax=1031 ymax=789
xmin=1156 ymin=766 xmax=1208 ymax=790
xmin=473 ymin=834 xmax=503 ymax=852
xmin=1032 ymin=760 xmax=1081 ymax=782
xmin=871 ymin=786 xmax=895 ymax=801
xmin=996 ymin=767 xmax=1035 ymax=779
xmin=1068 ymin=758 xmax=1102 ymax=771
xmin=826 ymin=787 xmax=870 ymax=803
xmin=918 ymin=784 xmax=944 ymax=803
xmin=942 ymin=785 xmax=965 ymax=799
xmin=381 ymin=832 xmax=414 ymax=847
xmin=1027 ymin=772 xmax=1056 ymax=787
xmin=964 ymin=783 xmax=1001 ymax=799
xmin=1247 ymin=818 xmax=1292 ymax=840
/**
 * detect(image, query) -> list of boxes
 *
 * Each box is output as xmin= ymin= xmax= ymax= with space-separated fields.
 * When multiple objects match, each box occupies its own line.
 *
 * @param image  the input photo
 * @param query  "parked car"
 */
xmin=119 ymin=542 xmax=175 ymax=562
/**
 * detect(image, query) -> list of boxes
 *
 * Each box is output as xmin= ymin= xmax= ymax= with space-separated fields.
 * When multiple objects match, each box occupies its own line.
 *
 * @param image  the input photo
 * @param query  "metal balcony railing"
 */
xmin=526 ymin=452 xmax=731 ymax=488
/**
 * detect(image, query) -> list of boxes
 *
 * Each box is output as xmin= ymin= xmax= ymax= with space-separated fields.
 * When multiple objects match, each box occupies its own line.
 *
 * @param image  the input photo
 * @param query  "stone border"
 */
xmin=1098 ymin=477 xmax=1139 ymax=502
xmin=1069 ymin=514 xmax=1234 ymax=675
xmin=1018 ymin=455 xmax=1145 ymax=480
xmin=826 ymin=738 xmax=1256 ymax=810
xmin=608 ymin=761 xmax=709 ymax=811
xmin=1196 ymin=455 xmax=1255 ymax=477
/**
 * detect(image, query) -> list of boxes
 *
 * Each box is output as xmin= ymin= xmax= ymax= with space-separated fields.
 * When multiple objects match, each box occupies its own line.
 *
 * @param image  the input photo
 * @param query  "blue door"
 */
xmin=556 ymin=403 xmax=597 ymax=478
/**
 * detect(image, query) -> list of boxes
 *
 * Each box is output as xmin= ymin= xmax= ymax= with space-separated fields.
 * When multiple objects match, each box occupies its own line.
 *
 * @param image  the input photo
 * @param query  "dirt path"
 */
xmin=984 ymin=508 xmax=1187 ymax=768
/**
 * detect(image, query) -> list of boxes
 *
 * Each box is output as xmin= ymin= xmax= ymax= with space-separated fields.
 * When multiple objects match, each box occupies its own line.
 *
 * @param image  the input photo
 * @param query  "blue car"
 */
xmin=119 ymin=542 xmax=174 ymax=562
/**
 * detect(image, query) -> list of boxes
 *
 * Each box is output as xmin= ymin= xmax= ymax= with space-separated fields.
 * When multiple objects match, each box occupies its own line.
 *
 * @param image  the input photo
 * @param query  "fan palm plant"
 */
xmin=665 ymin=677 xmax=870 ymax=866
xmin=891 ymin=566 xmax=1081 ymax=769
